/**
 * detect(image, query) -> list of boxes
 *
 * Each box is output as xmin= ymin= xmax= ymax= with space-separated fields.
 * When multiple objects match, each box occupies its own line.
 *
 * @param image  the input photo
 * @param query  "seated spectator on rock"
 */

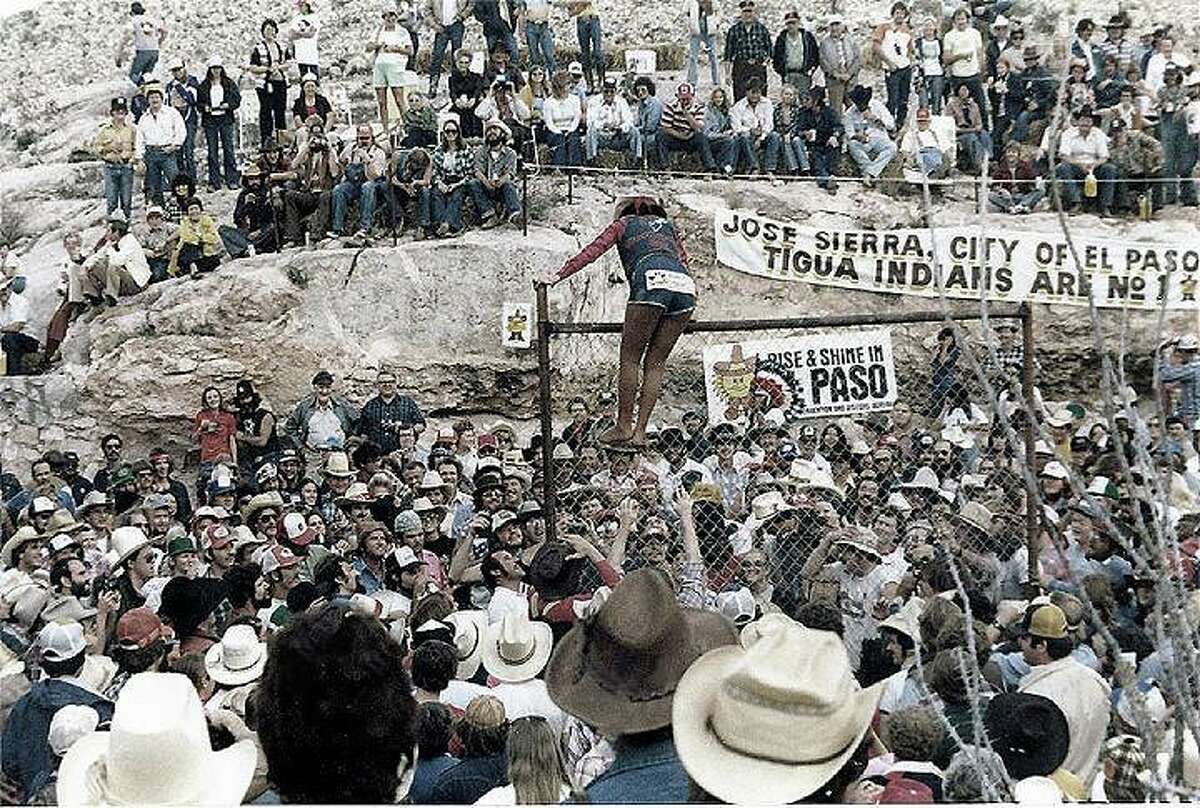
xmin=0 ymin=276 xmax=38 ymax=376
xmin=133 ymin=204 xmax=176 ymax=283
xmin=520 ymin=64 xmax=551 ymax=132
xmin=280 ymin=120 xmax=342 ymax=247
xmin=257 ymin=605 xmax=418 ymax=803
xmin=799 ymin=86 xmax=842 ymax=193
xmin=844 ymin=84 xmax=897 ymax=186
xmin=291 ymin=72 xmax=333 ymax=148
xmin=543 ymin=71 xmax=583 ymax=167
xmin=449 ymin=49 xmax=486 ymax=139
xmin=1054 ymin=106 xmax=1117 ymax=215
xmin=1008 ymin=45 xmax=1057 ymax=144
xmin=1107 ymin=117 xmax=1164 ymax=213
xmin=197 ymin=55 xmax=242 ymax=193
xmin=469 ymin=119 xmax=522 ymax=229
xmin=162 ymin=172 xmax=196 ymax=223
xmin=730 ymin=77 xmax=779 ymax=176
xmin=946 ymin=83 xmax=991 ymax=172
xmin=703 ymin=87 xmax=741 ymax=174
xmin=475 ymin=79 xmax=532 ymax=157
xmin=767 ymin=84 xmax=809 ymax=175
xmin=632 ymin=76 xmax=663 ymax=166
xmin=586 ymin=76 xmax=638 ymax=167
xmin=659 ymin=82 xmax=716 ymax=171
xmin=169 ymin=197 xmax=223 ymax=279
xmin=482 ymin=43 xmax=525 ymax=94
xmin=257 ymin=138 xmax=292 ymax=196
xmin=390 ymin=148 xmax=436 ymax=238
xmin=81 ymin=212 xmax=150 ymax=307
xmin=1101 ymin=86 xmax=1145 ymax=133
xmin=1063 ymin=59 xmax=1096 ymax=114
xmin=332 ymin=124 xmax=390 ymax=243
xmin=44 ymin=233 xmax=87 ymax=363
xmin=431 ymin=118 xmax=473 ymax=237
xmin=990 ymin=141 xmax=1044 ymax=213
xmin=220 ymin=165 xmax=279 ymax=258
xmin=901 ymin=107 xmax=952 ymax=178
xmin=93 ymin=97 xmax=136 ymax=223
xmin=401 ymin=90 xmax=437 ymax=148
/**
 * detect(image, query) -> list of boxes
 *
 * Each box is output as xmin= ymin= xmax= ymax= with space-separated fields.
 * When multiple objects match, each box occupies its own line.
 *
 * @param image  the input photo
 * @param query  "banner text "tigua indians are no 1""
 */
xmin=714 ymin=208 xmax=1200 ymax=310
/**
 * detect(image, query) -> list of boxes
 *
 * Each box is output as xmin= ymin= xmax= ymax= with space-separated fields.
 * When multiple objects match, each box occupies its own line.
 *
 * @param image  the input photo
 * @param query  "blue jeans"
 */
xmin=1054 ymin=162 xmax=1117 ymax=207
xmin=847 ymin=131 xmax=897 ymax=178
xmin=429 ymin=20 xmax=464 ymax=91
xmin=576 ymin=16 xmax=603 ymax=76
xmin=526 ymin=21 xmax=556 ymax=73
xmin=143 ymin=147 xmax=178 ymax=205
xmin=687 ymin=33 xmax=720 ymax=86
xmin=765 ymin=133 xmax=809 ymax=172
xmin=484 ymin=25 xmax=519 ymax=64
xmin=917 ymin=146 xmax=945 ymax=176
xmin=1161 ymin=113 xmax=1196 ymax=205
xmin=432 ymin=185 xmax=467 ymax=230
xmin=885 ymin=67 xmax=913 ymax=127
xmin=129 ymin=49 xmax=158 ymax=86
xmin=810 ymin=145 xmax=837 ymax=187
xmin=179 ymin=119 xmax=197 ymax=179
xmin=920 ymin=74 xmax=944 ymax=115
xmin=989 ymin=187 xmax=1045 ymax=212
xmin=104 ymin=164 xmax=133 ymax=220
xmin=467 ymin=179 xmax=521 ymax=219
xmin=658 ymin=131 xmax=715 ymax=170
xmin=1008 ymin=108 xmax=1044 ymax=144
xmin=956 ymin=131 xmax=993 ymax=171
xmin=204 ymin=120 xmax=239 ymax=188
xmin=545 ymin=130 xmax=582 ymax=166
xmin=586 ymin=128 xmax=639 ymax=160
xmin=332 ymin=177 xmax=388 ymax=233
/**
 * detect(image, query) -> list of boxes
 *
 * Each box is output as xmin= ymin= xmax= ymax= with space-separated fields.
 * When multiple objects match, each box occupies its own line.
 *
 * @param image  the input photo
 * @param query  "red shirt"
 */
xmin=195 ymin=409 xmax=237 ymax=463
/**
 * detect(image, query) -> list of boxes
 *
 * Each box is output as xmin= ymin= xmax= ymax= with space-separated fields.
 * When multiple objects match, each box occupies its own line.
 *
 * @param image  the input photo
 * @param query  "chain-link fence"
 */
xmin=532 ymin=295 xmax=1038 ymax=618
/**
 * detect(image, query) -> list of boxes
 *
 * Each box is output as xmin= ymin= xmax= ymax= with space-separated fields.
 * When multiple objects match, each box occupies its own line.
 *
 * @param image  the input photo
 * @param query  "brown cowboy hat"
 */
xmin=545 ymin=568 xmax=737 ymax=735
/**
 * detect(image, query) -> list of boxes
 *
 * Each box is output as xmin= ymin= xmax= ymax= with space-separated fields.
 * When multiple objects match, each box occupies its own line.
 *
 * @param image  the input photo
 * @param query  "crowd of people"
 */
xmin=0 ymin=313 xmax=1197 ymax=803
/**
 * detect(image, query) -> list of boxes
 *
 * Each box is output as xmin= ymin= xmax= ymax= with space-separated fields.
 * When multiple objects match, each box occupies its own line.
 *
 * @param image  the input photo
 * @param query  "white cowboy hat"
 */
xmin=204 ymin=625 xmax=267 ymax=687
xmin=446 ymin=610 xmax=488 ymax=680
xmin=738 ymin=612 xmax=796 ymax=649
xmin=749 ymin=491 xmax=793 ymax=524
xmin=672 ymin=624 xmax=883 ymax=803
xmin=481 ymin=610 xmax=553 ymax=684
xmin=57 ymin=672 xmax=256 ymax=806
xmin=900 ymin=466 xmax=940 ymax=492
xmin=879 ymin=596 xmax=924 ymax=644
xmin=833 ymin=527 xmax=883 ymax=559
xmin=108 ymin=526 xmax=153 ymax=567
xmin=1 ymin=526 xmax=41 ymax=569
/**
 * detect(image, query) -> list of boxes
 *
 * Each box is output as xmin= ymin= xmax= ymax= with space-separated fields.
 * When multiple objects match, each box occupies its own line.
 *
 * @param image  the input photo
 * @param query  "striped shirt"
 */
xmin=661 ymin=99 xmax=705 ymax=137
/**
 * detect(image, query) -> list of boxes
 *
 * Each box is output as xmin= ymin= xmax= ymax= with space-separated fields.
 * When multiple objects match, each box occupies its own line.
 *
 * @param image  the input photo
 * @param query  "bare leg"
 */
xmin=376 ymin=88 xmax=390 ymax=131
xmin=633 ymin=310 xmax=691 ymax=443
xmin=601 ymin=303 xmax=661 ymax=444
xmin=391 ymin=86 xmax=408 ymax=117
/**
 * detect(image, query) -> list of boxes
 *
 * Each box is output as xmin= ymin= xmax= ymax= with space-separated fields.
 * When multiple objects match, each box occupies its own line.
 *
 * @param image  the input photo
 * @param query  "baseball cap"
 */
xmin=31 ymin=497 xmax=57 ymax=515
xmin=1040 ymin=461 xmax=1070 ymax=480
xmin=260 ymin=544 xmax=301 ymax=575
xmin=568 ymin=61 xmax=584 ymax=75
xmin=435 ymin=425 xmax=457 ymax=443
xmin=205 ymin=524 xmax=235 ymax=550
xmin=477 ymin=433 xmax=499 ymax=449
xmin=393 ymin=545 xmax=423 ymax=570
xmin=39 ymin=622 xmax=87 ymax=662
xmin=311 ymin=370 xmax=334 ymax=386
xmin=280 ymin=512 xmax=316 ymax=547
xmin=1027 ymin=604 xmax=1068 ymax=640
xmin=116 ymin=607 xmax=172 ymax=650
xmin=143 ymin=493 xmax=174 ymax=511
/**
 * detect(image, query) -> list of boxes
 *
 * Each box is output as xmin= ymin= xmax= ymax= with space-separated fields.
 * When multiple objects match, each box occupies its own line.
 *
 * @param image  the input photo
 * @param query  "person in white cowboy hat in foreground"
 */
xmin=2 ymin=623 xmax=116 ymax=803
xmin=481 ymin=609 xmax=565 ymax=734
xmin=539 ymin=193 xmax=696 ymax=451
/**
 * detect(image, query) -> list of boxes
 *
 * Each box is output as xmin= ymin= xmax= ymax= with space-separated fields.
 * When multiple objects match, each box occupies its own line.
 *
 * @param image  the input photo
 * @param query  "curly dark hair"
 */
xmin=793 ymin=601 xmax=845 ymax=637
xmin=257 ymin=605 xmax=418 ymax=804
xmin=411 ymin=640 xmax=457 ymax=693
xmin=416 ymin=702 xmax=454 ymax=759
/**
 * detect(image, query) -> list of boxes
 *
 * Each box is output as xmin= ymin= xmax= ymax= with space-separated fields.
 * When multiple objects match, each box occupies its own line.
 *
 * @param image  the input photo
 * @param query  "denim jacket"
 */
xmin=582 ymin=732 xmax=691 ymax=804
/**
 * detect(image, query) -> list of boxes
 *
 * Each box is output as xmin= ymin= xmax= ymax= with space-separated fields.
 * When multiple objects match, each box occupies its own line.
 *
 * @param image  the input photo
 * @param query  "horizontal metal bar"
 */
xmin=543 ymin=306 xmax=1026 ymax=336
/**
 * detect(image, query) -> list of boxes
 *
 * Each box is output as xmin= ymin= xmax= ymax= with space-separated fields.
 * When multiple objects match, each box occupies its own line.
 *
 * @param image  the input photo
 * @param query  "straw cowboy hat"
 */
xmin=321 ymin=451 xmax=355 ymax=479
xmin=481 ymin=611 xmax=554 ymax=684
xmin=108 ymin=526 xmax=153 ymax=567
xmin=240 ymin=491 xmax=284 ymax=526
xmin=1 ymin=526 xmax=41 ymax=569
xmin=204 ymin=625 xmax=267 ymax=687
xmin=545 ymin=568 xmax=738 ymax=735
xmin=446 ymin=610 xmax=488 ymax=680
xmin=57 ymin=672 xmax=256 ymax=806
xmin=336 ymin=483 xmax=375 ymax=507
xmin=672 ymin=624 xmax=884 ymax=803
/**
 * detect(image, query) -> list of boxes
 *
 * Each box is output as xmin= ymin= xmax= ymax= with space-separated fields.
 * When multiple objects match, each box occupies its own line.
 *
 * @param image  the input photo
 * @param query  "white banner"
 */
xmin=714 ymin=208 xmax=1200 ymax=310
xmin=703 ymin=329 xmax=897 ymax=424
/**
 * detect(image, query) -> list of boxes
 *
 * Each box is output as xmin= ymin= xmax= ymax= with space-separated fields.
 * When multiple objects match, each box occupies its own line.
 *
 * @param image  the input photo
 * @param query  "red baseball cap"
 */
xmin=116 ymin=607 xmax=173 ymax=650
xmin=477 ymin=433 xmax=499 ymax=448
xmin=206 ymin=524 xmax=235 ymax=550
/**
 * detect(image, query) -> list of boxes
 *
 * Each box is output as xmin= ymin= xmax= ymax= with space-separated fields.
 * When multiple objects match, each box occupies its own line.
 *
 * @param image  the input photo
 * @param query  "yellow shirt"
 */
xmin=94 ymin=122 xmax=136 ymax=164
xmin=170 ymin=215 xmax=222 ymax=272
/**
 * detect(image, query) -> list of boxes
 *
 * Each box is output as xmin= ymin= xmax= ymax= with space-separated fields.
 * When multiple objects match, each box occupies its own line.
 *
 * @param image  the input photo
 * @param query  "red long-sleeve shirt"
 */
xmin=556 ymin=216 xmax=691 ymax=282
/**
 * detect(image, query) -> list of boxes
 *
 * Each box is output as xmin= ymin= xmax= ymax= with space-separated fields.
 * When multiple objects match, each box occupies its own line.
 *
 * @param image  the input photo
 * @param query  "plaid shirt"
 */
xmin=723 ymin=20 xmax=772 ymax=63
xmin=357 ymin=394 xmax=424 ymax=454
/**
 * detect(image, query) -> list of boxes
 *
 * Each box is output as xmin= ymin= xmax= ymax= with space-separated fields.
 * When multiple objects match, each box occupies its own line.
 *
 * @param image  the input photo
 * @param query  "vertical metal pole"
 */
xmin=536 ymin=282 xmax=557 ymax=544
xmin=522 ymin=173 xmax=529 ymax=237
xmin=1021 ymin=303 xmax=1039 ymax=590
xmin=567 ymin=171 xmax=573 ymax=205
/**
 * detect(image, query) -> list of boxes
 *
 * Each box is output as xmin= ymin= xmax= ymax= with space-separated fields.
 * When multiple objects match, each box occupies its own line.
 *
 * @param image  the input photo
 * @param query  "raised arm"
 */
xmin=540 ymin=217 xmax=626 ymax=285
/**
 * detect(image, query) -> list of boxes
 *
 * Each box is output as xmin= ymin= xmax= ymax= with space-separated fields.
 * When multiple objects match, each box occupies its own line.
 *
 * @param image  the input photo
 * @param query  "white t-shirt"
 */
xmin=376 ymin=26 xmax=413 ymax=67
xmin=131 ymin=14 xmax=162 ymax=50
xmin=489 ymin=679 xmax=566 ymax=736
xmin=880 ymin=27 xmax=912 ymax=70
xmin=475 ymin=784 xmax=571 ymax=805
xmin=291 ymin=13 xmax=321 ymax=65
xmin=486 ymin=585 xmax=529 ymax=624
xmin=917 ymin=37 xmax=942 ymax=76
xmin=0 ymin=292 xmax=30 ymax=334
xmin=209 ymin=83 xmax=225 ymax=110
xmin=943 ymin=26 xmax=982 ymax=77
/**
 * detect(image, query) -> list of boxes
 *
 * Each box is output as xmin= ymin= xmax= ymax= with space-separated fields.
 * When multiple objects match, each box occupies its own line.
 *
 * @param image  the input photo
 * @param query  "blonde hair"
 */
xmin=507 ymin=718 xmax=567 ymax=804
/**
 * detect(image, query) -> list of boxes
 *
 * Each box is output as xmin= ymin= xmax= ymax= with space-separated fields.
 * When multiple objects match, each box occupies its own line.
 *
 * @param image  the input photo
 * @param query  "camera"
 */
xmin=310 ymin=135 xmax=328 ymax=152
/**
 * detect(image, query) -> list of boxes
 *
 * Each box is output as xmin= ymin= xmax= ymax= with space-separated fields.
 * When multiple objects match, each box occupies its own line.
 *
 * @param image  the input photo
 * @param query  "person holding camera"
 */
xmin=279 ymin=118 xmax=343 ymax=247
xmin=332 ymin=124 xmax=390 ymax=243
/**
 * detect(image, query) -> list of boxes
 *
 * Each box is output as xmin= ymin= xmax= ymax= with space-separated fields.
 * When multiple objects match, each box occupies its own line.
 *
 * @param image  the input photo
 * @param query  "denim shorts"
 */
xmin=629 ymin=261 xmax=696 ymax=316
